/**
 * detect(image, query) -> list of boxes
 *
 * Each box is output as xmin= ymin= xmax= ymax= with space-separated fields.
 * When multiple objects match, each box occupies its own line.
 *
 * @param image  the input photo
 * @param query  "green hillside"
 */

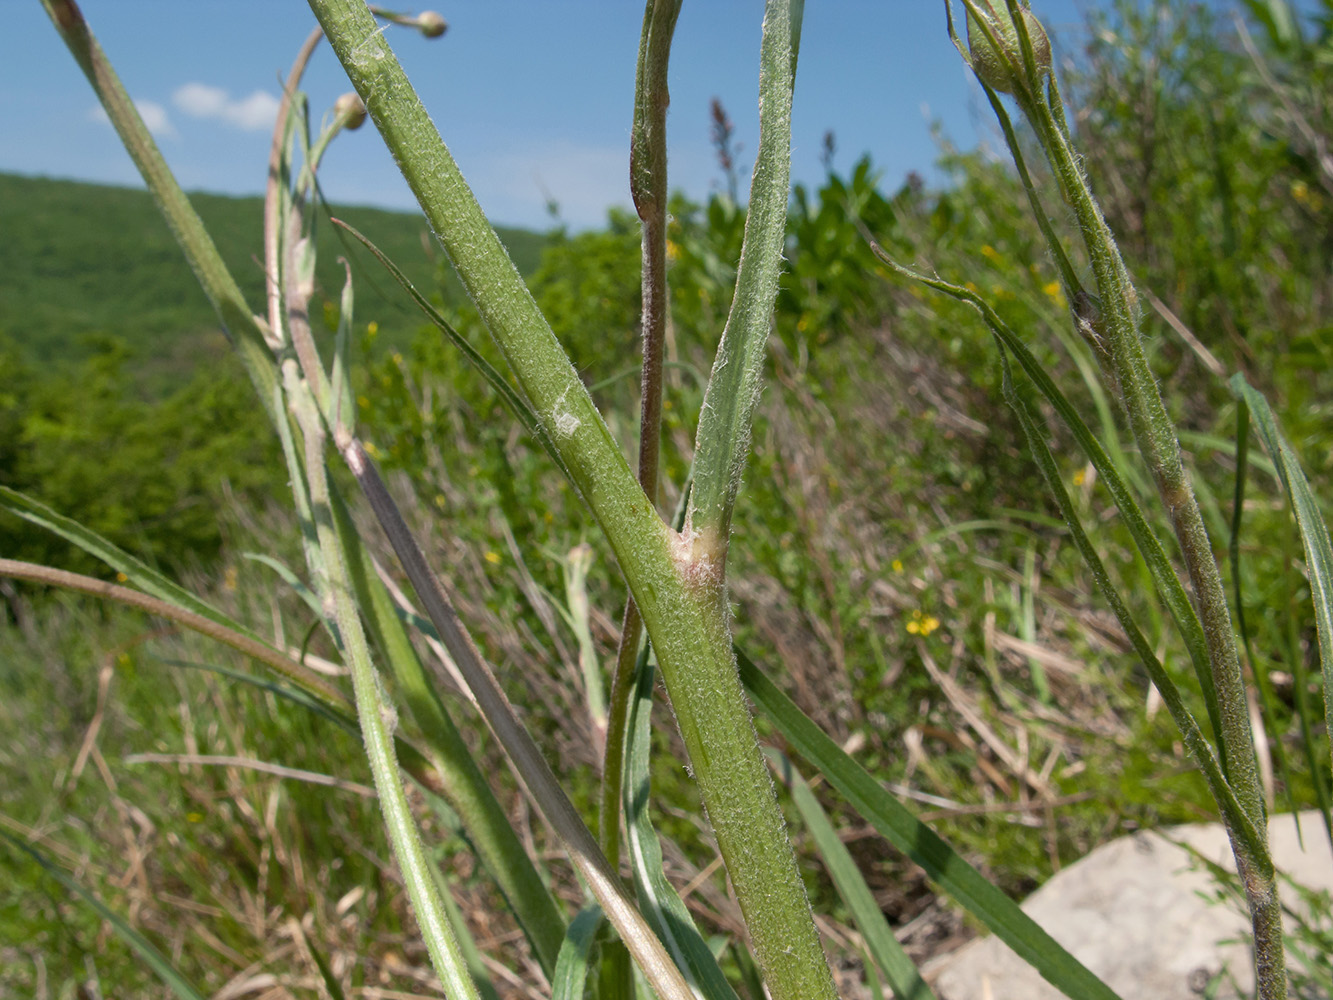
xmin=0 ymin=172 xmax=548 ymax=377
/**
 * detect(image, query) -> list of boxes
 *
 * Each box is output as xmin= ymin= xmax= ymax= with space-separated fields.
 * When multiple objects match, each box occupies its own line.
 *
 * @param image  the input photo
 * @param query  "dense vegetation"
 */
xmin=3 ymin=1 xmax=1331 ymax=996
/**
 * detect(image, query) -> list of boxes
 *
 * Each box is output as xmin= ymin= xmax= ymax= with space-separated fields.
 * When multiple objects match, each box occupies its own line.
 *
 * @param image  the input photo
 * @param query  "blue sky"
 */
xmin=0 ymin=2 xmax=1226 ymax=229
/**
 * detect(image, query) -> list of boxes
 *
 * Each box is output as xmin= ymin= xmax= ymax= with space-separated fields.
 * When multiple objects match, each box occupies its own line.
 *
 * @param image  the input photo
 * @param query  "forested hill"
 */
xmin=0 ymin=172 xmax=547 ymax=374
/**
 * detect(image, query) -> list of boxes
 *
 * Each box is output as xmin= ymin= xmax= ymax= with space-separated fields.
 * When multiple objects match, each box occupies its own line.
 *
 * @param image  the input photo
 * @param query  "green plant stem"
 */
xmin=290 ymin=384 xmax=479 ymax=1000
xmin=960 ymin=5 xmax=1283 ymax=991
xmin=307 ymin=4 xmax=835 ymax=998
xmin=1013 ymin=5 xmax=1260 ymax=811
xmin=602 ymin=0 xmax=682 ymax=871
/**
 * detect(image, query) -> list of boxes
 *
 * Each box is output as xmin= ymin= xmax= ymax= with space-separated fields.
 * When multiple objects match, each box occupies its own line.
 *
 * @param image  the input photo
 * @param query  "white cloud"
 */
xmin=88 ymin=98 xmax=175 ymax=138
xmin=172 ymin=82 xmax=279 ymax=132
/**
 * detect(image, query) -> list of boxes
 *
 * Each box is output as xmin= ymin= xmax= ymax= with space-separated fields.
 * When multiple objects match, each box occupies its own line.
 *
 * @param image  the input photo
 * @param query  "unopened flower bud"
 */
xmin=967 ymin=1 xmax=1051 ymax=97
xmin=334 ymin=92 xmax=367 ymax=130
xmin=417 ymin=11 xmax=447 ymax=38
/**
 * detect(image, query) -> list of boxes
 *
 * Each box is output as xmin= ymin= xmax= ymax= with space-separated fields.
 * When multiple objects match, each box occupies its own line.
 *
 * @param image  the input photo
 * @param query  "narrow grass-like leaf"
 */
xmin=687 ymin=0 xmax=801 ymax=550
xmin=164 ymin=658 xmax=356 ymax=733
xmin=1231 ymin=374 xmax=1333 ymax=786
xmin=332 ymin=490 xmax=567 ymax=975
xmin=0 ymin=558 xmax=346 ymax=707
xmin=764 ymin=748 xmax=936 ymax=1000
xmin=0 ymin=486 xmax=242 ymax=635
xmin=552 ymin=906 xmax=605 ymax=1000
xmin=332 ymin=219 xmax=572 ymax=483
xmin=737 ymin=648 xmax=1124 ymax=1000
xmin=243 ymin=553 xmax=326 ymax=620
xmin=3 ymin=830 xmax=208 ymax=1000
xmin=625 ymin=650 xmax=741 ymax=1000
xmin=1228 ymin=403 xmax=1306 ymax=826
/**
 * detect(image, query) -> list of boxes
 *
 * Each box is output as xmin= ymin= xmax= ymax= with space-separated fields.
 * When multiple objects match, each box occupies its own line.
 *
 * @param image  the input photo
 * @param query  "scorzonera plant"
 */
xmin=13 ymin=2 xmax=1331 ymax=999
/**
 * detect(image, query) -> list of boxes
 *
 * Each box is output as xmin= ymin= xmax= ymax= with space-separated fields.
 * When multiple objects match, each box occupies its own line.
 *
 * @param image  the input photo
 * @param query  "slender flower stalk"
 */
xmin=952 ymin=2 xmax=1285 ymax=994
xmin=602 ymin=0 xmax=683 ymax=870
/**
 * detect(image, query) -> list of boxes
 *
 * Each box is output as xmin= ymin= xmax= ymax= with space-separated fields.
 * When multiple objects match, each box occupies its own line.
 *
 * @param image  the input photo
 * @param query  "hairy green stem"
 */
xmin=954 ymin=3 xmax=1284 ymax=992
xmin=306 ymin=3 xmax=834 ymax=997
xmin=290 ymin=384 xmax=479 ymax=999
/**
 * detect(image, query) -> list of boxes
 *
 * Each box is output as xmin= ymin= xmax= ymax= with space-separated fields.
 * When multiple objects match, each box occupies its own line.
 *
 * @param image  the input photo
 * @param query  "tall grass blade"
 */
xmin=0 ymin=486 xmax=241 ymax=634
xmin=764 ymin=748 xmax=936 ymax=1000
xmin=736 ymin=648 xmax=1125 ymax=1000
xmin=2 ymin=830 xmax=209 ymax=1000
xmin=1231 ymin=374 xmax=1333 ymax=792
xmin=553 ymin=906 xmax=605 ymax=1000
xmin=625 ymin=650 xmax=741 ymax=1000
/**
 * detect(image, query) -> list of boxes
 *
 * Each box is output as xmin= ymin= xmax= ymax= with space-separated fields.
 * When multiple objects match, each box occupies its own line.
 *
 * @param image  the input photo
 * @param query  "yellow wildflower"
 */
xmin=906 ymin=608 xmax=941 ymax=636
xmin=484 ymin=551 xmax=502 ymax=565
xmin=1043 ymin=281 xmax=1066 ymax=308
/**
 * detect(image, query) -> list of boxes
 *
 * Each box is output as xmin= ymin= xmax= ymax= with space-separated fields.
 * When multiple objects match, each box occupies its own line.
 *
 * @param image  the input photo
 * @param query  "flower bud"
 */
xmin=334 ymin=92 xmax=367 ymax=130
xmin=966 ymin=1 xmax=1051 ymax=97
xmin=417 ymin=11 xmax=447 ymax=38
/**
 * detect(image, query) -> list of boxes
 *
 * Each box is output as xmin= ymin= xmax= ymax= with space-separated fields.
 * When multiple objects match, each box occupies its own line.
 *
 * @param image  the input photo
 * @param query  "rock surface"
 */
xmin=929 ymin=810 xmax=1332 ymax=999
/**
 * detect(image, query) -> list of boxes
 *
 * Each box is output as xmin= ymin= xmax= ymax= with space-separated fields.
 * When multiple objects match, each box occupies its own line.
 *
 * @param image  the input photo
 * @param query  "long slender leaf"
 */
xmin=996 ymin=354 xmax=1264 ymax=861
xmin=1228 ymin=401 xmax=1307 ymax=829
xmin=765 ymin=748 xmax=936 ymax=1000
xmin=0 ymin=486 xmax=242 ymax=635
xmin=1231 ymin=375 xmax=1333 ymax=789
xmin=737 ymin=649 xmax=1125 ymax=1000
xmin=3 ymin=830 xmax=208 ymax=1000
xmin=332 ymin=489 xmax=567 ymax=975
xmin=552 ymin=906 xmax=605 ymax=1000
xmin=624 ymin=649 xmax=741 ymax=1000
